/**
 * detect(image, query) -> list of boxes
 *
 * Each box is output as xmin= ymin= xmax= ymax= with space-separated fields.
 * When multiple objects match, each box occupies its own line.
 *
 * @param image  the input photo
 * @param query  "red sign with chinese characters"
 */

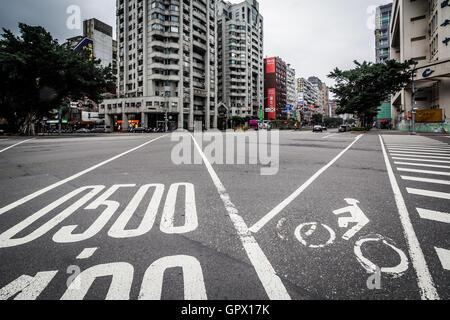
xmin=267 ymin=88 xmax=276 ymax=120
xmin=266 ymin=58 xmax=276 ymax=74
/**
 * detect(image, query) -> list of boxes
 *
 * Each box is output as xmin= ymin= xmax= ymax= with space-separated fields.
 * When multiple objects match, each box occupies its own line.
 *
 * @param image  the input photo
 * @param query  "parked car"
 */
xmin=132 ymin=127 xmax=147 ymax=133
xmin=75 ymin=128 xmax=91 ymax=134
xmin=0 ymin=129 xmax=4 ymax=135
xmin=339 ymin=125 xmax=352 ymax=132
xmin=259 ymin=121 xmax=272 ymax=130
xmin=313 ymin=125 xmax=323 ymax=132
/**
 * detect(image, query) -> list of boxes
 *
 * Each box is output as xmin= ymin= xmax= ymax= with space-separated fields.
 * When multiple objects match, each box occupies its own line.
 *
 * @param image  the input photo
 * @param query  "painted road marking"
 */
xmin=391 ymin=154 xmax=450 ymax=160
xmin=401 ymin=176 xmax=450 ymax=185
xmin=386 ymin=143 xmax=448 ymax=147
xmin=0 ymin=139 xmax=34 ymax=154
xmin=294 ymin=223 xmax=336 ymax=248
xmin=76 ymin=247 xmax=98 ymax=260
xmin=397 ymin=168 xmax=450 ymax=176
xmin=332 ymin=198 xmax=369 ymax=241
xmin=379 ymin=135 xmax=439 ymax=300
xmin=406 ymin=188 xmax=450 ymax=200
xmin=0 ymin=135 xmax=167 ymax=216
xmin=388 ymin=151 xmax=450 ymax=156
xmin=435 ymin=248 xmax=450 ymax=271
xmin=322 ymin=134 xmax=336 ymax=139
xmin=417 ymin=208 xmax=450 ymax=224
xmin=190 ymin=134 xmax=291 ymax=300
xmin=249 ymin=134 xmax=363 ymax=234
xmin=394 ymin=162 xmax=450 ymax=170
xmin=393 ymin=157 xmax=450 ymax=164
xmin=388 ymin=146 xmax=450 ymax=151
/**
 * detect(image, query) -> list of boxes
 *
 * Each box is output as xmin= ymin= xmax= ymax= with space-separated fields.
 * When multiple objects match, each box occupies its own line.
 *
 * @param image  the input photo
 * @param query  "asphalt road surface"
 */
xmin=0 ymin=131 xmax=448 ymax=300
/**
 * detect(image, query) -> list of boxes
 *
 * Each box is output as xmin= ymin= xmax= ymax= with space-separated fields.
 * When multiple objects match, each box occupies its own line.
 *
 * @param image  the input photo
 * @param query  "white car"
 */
xmin=259 ymin=121 xmax=272 ymax=130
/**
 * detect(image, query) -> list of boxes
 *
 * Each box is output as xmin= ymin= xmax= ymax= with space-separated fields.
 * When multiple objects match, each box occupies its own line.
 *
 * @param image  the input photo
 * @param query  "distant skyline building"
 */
xmin=286 ymin=63 xmax=297 ymax=119
xmin=375 ymin=3 xmax=392 ymax=63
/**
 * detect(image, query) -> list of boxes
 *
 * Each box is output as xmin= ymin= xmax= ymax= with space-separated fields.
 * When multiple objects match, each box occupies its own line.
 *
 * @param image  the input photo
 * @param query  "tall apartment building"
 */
xmin=390 ymin=0 xmax=450 ymax=132
xmin=264 ymin=57 xmax=287 ymax=120
xmin=217 ymin=0 xmax=264 ymax=119
xmin=321 ymin=84 xmax=329 ymax=117
xmin=308 ymin=76 xmax=323 ymax=113
xmin=297 ymin=77 xmax=318 ymax=123
xmin=286 ymin=64 xmax=297 ymax=119
xmin=84 ymin=18 xmax=115 ymax=68
xmin=375 ymin=3 xmax=393 ymax=63
xmin=100 ymin=0 xmax=218 ymax=131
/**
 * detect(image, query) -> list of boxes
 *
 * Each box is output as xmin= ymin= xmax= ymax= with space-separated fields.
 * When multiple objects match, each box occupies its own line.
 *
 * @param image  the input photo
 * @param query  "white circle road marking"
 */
xmin=295 ymin=222 xmax=336 ymax=249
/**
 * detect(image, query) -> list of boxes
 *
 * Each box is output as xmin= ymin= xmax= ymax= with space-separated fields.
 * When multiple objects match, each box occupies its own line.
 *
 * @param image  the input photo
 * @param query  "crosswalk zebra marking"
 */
xmin=394 ymin=162 xmax=450 ymax=170
xmin=417 ymin=208 xmax=450 ymax=224
xmin=406 ymin=188 xmax=450 ymax=200
xmin=401 ymin=176 xmax=450 ymax=185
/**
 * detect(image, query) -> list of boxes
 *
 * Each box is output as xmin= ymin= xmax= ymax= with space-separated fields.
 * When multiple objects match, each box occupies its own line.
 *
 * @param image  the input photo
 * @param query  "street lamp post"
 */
xmin=411 ymin=66 xmax=417 ymax=135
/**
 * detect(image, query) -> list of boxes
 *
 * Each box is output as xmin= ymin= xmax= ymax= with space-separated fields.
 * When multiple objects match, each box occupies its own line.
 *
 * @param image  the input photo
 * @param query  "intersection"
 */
xmin=0 ymin=131 xmax=448 ymax=300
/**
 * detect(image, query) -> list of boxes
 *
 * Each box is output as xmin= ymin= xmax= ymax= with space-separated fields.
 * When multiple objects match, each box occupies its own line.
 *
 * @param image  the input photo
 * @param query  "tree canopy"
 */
xmin=328 ymin=60 xmax=415 ymax=128
xmin=0 ymin=23 xmax=115 ymax=134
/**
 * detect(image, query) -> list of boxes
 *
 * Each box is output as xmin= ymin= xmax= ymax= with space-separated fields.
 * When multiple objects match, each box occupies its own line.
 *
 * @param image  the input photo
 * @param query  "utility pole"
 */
xmin=58 ymin=106 xmax=63 ymax=136
xmin=411 ymin=66 xmax=417 ymax=135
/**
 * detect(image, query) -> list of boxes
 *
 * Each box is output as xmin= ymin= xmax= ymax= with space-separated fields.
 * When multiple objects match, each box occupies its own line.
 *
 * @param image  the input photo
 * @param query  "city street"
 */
xmin=0 ymin=131 xmax=448 ymax=300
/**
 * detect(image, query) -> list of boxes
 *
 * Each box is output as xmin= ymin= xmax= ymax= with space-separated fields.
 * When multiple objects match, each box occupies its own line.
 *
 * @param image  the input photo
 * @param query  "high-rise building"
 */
xmin=286 ymin=64 xmax=297 ymax=119
xmin=390 ymin=0 xmax=450 ymax=132
xmin=217 ymin=0 xmax=264 ymax=119
xmin=308 ymin=76 xmax=323 ymax=113
xmin=321 ymin=84 xmax=329 ymax=117
xmin=100 ymin=0 xmax=218 ymax=131
xmin=375 ymin=3 xmax=392 ymax=63
xmin=297 ymin=77 xmax=318 ymax=123
xmin=264 ymin=57 xmax=286 ymax=120
xmin=84 ymin=18 xmax=115 ymax=68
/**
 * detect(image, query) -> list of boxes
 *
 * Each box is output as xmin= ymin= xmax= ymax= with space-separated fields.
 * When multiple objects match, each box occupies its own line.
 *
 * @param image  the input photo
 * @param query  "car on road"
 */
xmin=339 ymin=125 xmax=352 ymax=132
xmin=259 ymin=121 xmax=272 ymax=130
xmin=313 ymin=125 xmax=323 ymax=132
xmin=0 ymin=129 xmax=4 ymax=135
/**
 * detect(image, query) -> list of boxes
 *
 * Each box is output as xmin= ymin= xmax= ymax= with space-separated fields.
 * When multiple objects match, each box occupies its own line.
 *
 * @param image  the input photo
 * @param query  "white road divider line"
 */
xmin=394 ymin=162 xmax=450 ymax=169
xmin=406 ymin=188 xmax=450 ymax=200
xmin=393 ymin=157 xmax=450 ymax=164
xmin=435 ymin=248 xmax=450 ymax=271
xmin=401 ymin=176 xmax=450 ymax=185
xmin=397 ymin=168 xmax=450 ymax=176
xmin=190 ymin=134 xmax=291 ymax=300
xmin=0 ymin=135 xmax=167 ymax=216
xmin=379 ymin=135 xmax=439 ymax=300
xmin=250 ymin=134 xmax=363 ymax=234
xmin=391 ymin=154 xmax=450 ymax=160
xmin=0 ymin=139 xmax=34 ymax=154
xmin=417 ymin=208 xmax=450 ymax=224
xmin=389 ymin=147 xmax=450 ymax=152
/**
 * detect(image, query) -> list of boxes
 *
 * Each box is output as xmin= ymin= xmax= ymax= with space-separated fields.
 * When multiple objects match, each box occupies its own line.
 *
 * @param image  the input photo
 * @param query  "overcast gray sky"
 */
xmin=0 ymin=0 xmax=392 ymax=87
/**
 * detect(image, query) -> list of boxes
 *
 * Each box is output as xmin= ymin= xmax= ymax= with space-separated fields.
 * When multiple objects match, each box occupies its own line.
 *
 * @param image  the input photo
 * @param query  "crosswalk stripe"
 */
xmin=388 ymin=147 xmax=450 ymax=151
xmin=393 ymin=157 xmax=450 ymax=164
xmin=398 ymin=168 xmax=450 ymax=176
xmin=406 ymin=188 xmax=450 ymax=200
xmin=389 ymin=150 xmax=450 ymax=156
xmin=391 ymin=154 xmax=450 ymax=160
xmin=394 ymin=162 xmax=450 ymax=169
xmin=401 ymin=176 xmax=450 ymax=185
xmin=386 ymin=144 xmax=449 ymax=148
xmin=435 ymin=248 xmax=450 ymax=271
xmin=417 ymin=208 xmax=450 ymax=224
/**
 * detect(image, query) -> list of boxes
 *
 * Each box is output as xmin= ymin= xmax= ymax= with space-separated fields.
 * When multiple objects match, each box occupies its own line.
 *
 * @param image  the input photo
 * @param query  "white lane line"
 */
xmin=0 ymin=139 xmax=34 ymax=153
xmin=386 ymin=144 xmax=448 ymax=148
xmin=322 ymin=134 xmax=336 ymax=139
xmin=417 ymin=208 xmax=450 ymax=224
xmin=401 ymin=176 xmax=450 ymax=185
xmin=394 ymin=162 xmax=450 ymax=169
xmin=388 ymin=150 xmax=450 ymax=156
xmin=406 ymin=188 xmax=450 ymax=200
xmin=435 ymin=248 xmax=450 ymax=270
xmin=397 ymin=168 xmax=450 ymax=176
xmin=0 ymin=135 xmax=167 ymax=216
xmin=393 ymin=157 xmax=450 ymax=164
xmin=190 ymin=134 xmax=291 ymax=300
xmin=250 ymin=134 xmax=363 ymax=234
xmin=76 ymin=247 xmax=98 ymax=260
xmin=379 ymin=135 xmax=439 ymax=300
xmin=391 ymin=154 xmax=450 ymax=160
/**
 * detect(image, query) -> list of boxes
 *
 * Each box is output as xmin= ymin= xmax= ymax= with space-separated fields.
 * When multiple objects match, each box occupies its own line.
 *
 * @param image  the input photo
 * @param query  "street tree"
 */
xmin=312 ymin=112 xmax=323 ymax=125
xmin=328 ymin=60 xmax=415 ymax=128
xmin=0 ymin=23 xmax=115 ymax=135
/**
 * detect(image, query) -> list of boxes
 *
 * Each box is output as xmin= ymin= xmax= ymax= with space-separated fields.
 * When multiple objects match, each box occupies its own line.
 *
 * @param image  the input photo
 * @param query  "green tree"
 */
xmin=328 ymin=60 xmax=415 ymax=128
xmin=0 ymin=24 xmax=115 ymax=135
xmin=311 ymin=112 xmax=323 ymax=125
